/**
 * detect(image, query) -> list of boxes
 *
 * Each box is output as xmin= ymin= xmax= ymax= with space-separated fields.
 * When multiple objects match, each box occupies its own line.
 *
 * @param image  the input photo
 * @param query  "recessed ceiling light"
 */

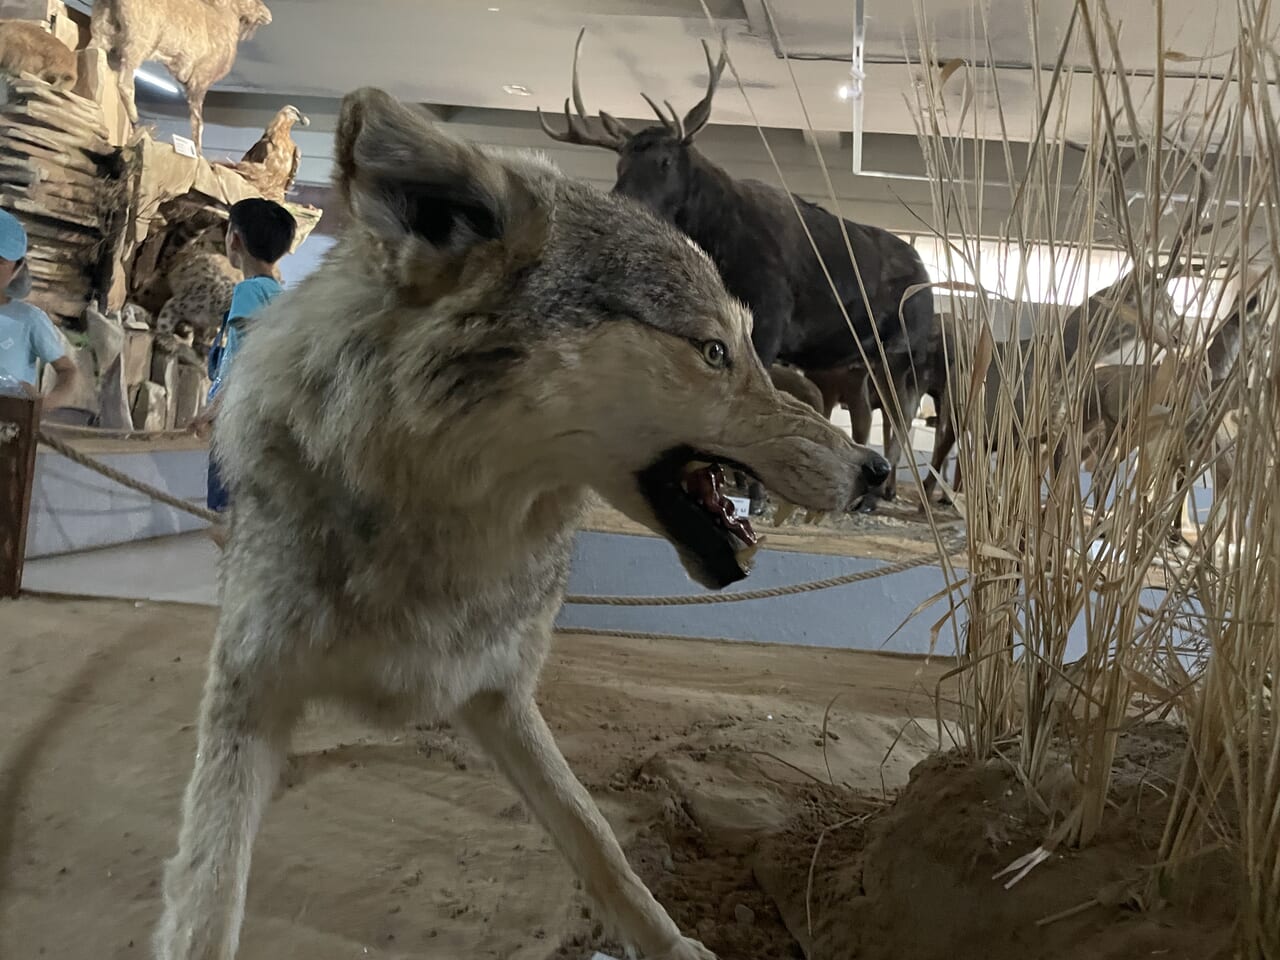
xmin=502 ymin=83 xmax=532 ymax=96
xmin=837 ymin=84 xmax=851 ymax=101
xmin=487 ymin=6 xmax=499 ymax=10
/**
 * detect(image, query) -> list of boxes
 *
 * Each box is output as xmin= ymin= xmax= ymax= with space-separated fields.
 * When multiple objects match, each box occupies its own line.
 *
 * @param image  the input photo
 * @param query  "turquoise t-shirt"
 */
xmin=0 ymin=300 xmax=64 ymax=386
xmin=208 ymin=275 xmax=283 ymax=403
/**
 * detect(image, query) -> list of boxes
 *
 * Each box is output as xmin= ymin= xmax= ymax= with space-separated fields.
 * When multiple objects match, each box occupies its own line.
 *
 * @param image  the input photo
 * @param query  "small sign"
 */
xmin=727 ymin=495 xmax=751 ymax=517
xmin=172 ymin=134 xmax=198 ymax=159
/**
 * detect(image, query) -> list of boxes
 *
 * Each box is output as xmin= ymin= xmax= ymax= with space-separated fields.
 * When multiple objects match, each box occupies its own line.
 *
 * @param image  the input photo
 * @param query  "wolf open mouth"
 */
xmin=637 ymin=446 xmax=764 ymax=589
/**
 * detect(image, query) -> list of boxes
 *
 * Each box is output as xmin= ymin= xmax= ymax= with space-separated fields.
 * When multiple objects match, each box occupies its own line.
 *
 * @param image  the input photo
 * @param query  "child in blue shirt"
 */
xmin=190 ymin=198 xmax=297 ymax=545
xmin=0 ymin=208 xmax=80 ymax=407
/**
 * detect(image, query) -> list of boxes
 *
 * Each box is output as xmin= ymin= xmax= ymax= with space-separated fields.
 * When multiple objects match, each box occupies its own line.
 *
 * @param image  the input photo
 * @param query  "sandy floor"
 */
xmin=3 ymin=597 xmax=1234 ymax=960
xmin=0 ymin=596 xmax=946 ymax=960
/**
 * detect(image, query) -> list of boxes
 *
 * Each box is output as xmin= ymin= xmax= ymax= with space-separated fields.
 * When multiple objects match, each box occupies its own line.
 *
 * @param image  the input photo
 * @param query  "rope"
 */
xmin=562 ymin=547 xmax=955 ymax=606
xmin=42 ymin=423 xmax=195 ymax=440
xmin=32 ymin=428 xmax=959 ymax=607
xmin=36 ymin=428 xmax=219 ymax=524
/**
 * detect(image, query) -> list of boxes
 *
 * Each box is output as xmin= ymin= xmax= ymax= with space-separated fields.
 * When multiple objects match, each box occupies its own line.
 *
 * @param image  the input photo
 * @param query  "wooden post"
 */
xmin=0 ymin=394 xmax=41 ymax=598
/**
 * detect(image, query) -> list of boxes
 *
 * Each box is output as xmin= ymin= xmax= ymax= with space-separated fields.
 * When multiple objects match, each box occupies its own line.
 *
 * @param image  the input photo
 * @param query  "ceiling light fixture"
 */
xmin=502 ymin=83 xmax=532 ymax=96
xmin=837 ymin=84 xmax=851 ymax=101
xmin=487 ymin=6 xmax=499 ymax=10
xmin=135 ymin=66 xmax=181 ymax=95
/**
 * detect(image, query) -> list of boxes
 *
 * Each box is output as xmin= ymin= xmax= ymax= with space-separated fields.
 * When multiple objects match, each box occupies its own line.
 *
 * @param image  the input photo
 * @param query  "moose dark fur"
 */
xmin=540 ymin=29 xmax=938 ymax=511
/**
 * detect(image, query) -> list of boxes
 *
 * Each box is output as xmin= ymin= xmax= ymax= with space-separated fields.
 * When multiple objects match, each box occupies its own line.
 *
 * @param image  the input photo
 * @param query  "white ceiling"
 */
xmin=204 ymin=0 xmax=1260 ymax=143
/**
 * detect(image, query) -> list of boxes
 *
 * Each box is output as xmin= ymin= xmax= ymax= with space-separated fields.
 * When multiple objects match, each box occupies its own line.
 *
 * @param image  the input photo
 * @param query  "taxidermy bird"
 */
xmin=221 ymin=104 xmax=309 ymax=201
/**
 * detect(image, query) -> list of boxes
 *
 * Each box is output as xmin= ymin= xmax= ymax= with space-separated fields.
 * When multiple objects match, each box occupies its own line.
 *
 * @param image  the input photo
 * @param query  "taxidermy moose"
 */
xmin=539 ymin=29 xmax=939 ymax=512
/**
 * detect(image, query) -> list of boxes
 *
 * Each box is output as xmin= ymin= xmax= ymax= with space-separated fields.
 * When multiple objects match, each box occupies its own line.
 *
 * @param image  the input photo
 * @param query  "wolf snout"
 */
xmin=843 ymin=448 xmax=892 ymax=511
xmin=862 ymin=453 xmax=892 ymax=487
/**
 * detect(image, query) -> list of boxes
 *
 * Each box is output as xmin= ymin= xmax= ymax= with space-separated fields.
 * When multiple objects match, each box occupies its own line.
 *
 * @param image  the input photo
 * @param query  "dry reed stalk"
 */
xmin=903 ymin=0 xmax=1278 ymax=947
xmin=1152 ymin=7 xmax=1280 ymax=947
xmin=697 ymin=0 xmax=1276 ymax=948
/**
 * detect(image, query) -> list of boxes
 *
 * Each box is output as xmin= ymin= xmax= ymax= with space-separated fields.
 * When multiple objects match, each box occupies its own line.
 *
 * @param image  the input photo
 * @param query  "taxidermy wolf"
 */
xmin=152 ymin=86 xmax=891 ymax=960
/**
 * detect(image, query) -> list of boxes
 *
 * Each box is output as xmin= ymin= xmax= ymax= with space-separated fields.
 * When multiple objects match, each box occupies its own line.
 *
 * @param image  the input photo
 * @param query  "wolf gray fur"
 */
xmin=768 ymin=365 xmax=824 ymax=414
xmin=152 ymin=86 xmax=889 ymax=960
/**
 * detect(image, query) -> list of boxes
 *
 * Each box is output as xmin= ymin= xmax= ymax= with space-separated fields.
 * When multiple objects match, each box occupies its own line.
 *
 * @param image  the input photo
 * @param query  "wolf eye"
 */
xmin=700 ymin=339 xmax=728 ymax=368
xmin=660 ymin=156 xmax=672 ymax=172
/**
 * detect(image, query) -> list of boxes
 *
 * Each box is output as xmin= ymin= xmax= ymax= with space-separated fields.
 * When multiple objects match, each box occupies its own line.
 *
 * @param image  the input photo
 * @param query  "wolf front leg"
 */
xmin=458 ymin=688 xmax=716 ymax=960
xmin=153 ymin=633 xmax=298 ymax=960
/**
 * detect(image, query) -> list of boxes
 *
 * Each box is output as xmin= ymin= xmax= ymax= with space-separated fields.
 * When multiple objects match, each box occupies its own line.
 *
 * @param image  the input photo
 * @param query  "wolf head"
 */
xmin=221 ymin=88 xmax=888 ymax=591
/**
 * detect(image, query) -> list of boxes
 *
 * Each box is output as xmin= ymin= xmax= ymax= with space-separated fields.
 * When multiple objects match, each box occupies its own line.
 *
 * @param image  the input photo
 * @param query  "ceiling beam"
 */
xmin=739 ymin=0 xmax=772 ymax=42
xmin=419 ymin=104 xmax=461 ymax=122
xmin=802 ymin=130 xmax=842 ymax=151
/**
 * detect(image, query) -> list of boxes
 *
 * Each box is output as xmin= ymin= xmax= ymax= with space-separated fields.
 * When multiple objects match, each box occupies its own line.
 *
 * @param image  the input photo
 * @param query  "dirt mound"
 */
xmin=748 ymin=724 xmax=1237 ymax=960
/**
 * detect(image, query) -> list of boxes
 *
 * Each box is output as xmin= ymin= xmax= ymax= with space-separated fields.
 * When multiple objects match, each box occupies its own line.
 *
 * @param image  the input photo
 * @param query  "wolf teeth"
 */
xmin=773 ymin=501 xmax=798 ymax=526
xmin=735 ymin=537 xmax=764 ymax=570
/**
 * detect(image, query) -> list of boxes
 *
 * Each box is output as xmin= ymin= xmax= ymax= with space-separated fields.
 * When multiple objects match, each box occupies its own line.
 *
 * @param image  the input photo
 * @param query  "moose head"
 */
xmin=538 ymin=28 xmax=728 ymax=221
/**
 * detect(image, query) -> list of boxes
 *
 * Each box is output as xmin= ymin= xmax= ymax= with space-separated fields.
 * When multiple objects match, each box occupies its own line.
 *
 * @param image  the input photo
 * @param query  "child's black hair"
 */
xmin=228 ymin=198 xmax=298 ymax=264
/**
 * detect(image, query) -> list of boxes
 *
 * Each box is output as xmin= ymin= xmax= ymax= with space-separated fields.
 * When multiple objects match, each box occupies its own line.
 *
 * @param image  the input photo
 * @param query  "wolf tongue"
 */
xmin=698 ymin=465 xmax=758 ymax=546
xmin=715 ymin=494 xmax=757 ymax=544
xmin=683 ymin=464 xmax=756 ymax=543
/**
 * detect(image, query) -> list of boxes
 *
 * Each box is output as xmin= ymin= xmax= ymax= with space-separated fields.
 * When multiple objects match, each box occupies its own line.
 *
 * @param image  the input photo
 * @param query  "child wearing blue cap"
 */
xmin=189 ymin=198 xmax=297 ymax=546
xmin=0 ymin=208 xmax=80 ymax=408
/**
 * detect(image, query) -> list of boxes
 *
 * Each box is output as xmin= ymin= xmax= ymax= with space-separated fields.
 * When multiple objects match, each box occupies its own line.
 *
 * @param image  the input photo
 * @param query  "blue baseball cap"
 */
xmin=0 ymin=209 xmax=28 ymax=262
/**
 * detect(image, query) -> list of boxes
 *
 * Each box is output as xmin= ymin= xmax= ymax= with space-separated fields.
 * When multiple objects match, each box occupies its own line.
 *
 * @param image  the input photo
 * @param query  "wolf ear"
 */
xmin=335 ymin=87 xmax=517 ymax=253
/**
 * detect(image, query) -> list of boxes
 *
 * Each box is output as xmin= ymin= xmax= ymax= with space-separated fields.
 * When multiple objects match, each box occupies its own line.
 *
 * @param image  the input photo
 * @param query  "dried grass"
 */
xmin=696 ymin=0 xmax=1279 ymax=952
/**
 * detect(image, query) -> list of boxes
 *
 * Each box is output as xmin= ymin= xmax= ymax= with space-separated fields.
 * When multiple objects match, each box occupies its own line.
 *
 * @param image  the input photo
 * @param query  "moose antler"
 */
xmin=540 ymin=27 xmax=730 ymax=149
xmin=537 ymin=27 xmax=632 ymax=151
xmin=640 ymin=93 xmax=685 ymax=140
xmin=681 ymin=31 xmax=729 ymax=141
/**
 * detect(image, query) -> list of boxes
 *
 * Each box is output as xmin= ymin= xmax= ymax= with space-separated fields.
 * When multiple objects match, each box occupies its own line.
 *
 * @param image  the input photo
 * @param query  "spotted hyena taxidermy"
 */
xmin=154 ymin=249 xmax=241 ymax=347
xmin=152 ymin=87 xmax=890 ymax=960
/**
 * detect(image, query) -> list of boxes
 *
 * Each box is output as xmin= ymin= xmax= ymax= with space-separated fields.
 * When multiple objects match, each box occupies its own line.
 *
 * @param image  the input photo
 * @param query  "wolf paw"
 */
xmin=648 ymin=938 xmax=717 ymax=960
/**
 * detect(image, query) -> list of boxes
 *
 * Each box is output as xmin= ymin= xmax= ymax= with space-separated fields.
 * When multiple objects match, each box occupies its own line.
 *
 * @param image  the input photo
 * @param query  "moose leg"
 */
xmin=923 ymin=394 xmax=958 ymax=504
xmin=879 ymin=401 xmax=904 ymax=503
xmin=154 ymin=624 xmax=300 ymax=960
xmin=846 ymin=369 xmax=873 ymax=445
xmin=458 ymin=686 xmax=713 ymax=960
xmin=834 ymin=369 xmax=883 ymax=513
xmin=876 ymin=368 xmax=922 ymax=505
